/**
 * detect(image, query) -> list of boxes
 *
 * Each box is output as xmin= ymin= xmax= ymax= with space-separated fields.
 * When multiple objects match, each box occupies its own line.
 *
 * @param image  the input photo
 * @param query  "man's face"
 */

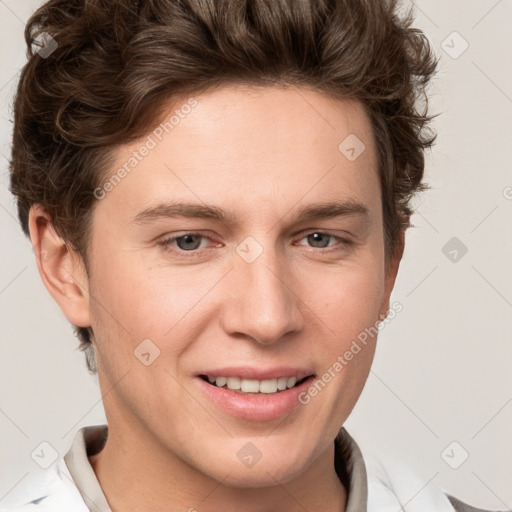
xmin=85 ymin=84 xmax=397 ymax=485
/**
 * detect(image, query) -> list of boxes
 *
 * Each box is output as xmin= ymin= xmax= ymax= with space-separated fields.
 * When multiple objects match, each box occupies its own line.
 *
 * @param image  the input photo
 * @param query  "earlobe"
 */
xmin=28 ymin=204 xmax=91 ymax=328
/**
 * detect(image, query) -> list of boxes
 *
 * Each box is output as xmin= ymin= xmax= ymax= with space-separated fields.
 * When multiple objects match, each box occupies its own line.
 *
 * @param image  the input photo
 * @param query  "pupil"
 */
xmin=177 ymin=235 xmax=201 ymax=251
xmin=308 ymin=233 xmax=329 ymax=248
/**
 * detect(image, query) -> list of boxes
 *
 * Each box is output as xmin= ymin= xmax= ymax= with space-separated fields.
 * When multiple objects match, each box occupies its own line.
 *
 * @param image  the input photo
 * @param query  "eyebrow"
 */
xmin=133 ymin=199 xmax=370 ymax=226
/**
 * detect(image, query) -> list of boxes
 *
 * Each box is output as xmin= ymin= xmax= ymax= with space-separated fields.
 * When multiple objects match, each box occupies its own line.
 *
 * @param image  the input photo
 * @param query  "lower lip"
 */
xmin=196 ymin=376 xmax=315 ymax=422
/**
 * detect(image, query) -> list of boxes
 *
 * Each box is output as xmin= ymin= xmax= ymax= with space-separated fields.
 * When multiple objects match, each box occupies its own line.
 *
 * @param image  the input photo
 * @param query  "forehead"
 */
xmin=152 ymin=83 xmax=375 ymax=167
xmin=97 ymin=84 xmax=379 ymax=226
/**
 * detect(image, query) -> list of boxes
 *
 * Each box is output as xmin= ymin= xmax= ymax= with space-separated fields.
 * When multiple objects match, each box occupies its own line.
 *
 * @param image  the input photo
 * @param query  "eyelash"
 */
xmin=158 ymin=231 xmax=352 ymax=258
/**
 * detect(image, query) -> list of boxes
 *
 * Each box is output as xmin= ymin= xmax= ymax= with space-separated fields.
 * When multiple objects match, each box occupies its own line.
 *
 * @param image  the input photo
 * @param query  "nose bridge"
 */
xmin=222 ymin=235 xmax=303 ymax=345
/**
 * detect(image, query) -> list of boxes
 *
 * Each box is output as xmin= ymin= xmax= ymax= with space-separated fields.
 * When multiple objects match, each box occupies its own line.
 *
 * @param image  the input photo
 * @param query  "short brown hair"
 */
xmin=9 ymin=0 xmax=437 ymax=374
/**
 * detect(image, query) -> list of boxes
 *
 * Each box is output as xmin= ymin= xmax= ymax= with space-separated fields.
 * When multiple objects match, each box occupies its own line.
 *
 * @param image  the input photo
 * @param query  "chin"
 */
xmin=198 ymin=442 xmax=314 ymax=488
xmin=216 ymin=460 xmax=309 ymax=489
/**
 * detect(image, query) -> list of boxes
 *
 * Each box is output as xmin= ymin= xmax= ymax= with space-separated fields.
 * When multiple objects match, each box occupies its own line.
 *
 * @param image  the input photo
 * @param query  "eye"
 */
xmin=295 ymin=231 xmax=352 ymax=252
xmin=157 ymin=230 xmax=352 ymax=258
xmin=158 ymin=232 xmax=218 ymax=255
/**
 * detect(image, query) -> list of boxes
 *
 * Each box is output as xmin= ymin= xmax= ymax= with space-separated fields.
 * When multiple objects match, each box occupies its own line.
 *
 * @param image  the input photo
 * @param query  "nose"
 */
xmin=220 ymin=243 xmax=304 ymax=346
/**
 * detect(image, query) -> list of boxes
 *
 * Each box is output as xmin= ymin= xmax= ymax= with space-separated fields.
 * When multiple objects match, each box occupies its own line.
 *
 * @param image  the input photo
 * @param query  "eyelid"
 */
xmin=158 ymin=231 xmax=220 ymax=249
xmin=293 ymin=231 xmax=353 ymax=249
xmin=296 ymin=229 xmax=352 ymax=241
xmin=158 ymin=230 xmax=353 ymax=258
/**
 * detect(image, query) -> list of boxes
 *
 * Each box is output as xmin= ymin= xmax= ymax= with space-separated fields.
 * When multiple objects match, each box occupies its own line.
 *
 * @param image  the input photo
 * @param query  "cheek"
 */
xmin=88 ymin=252 xmax=228 ymax=376
xmin=308 ymin=260 xmax=385 ymax=334
xmin=290 ymin=262 xmax=385 ymax=449
xmin=89 ymin=249 xmax=187 ymax=336
xmin=304 ymin=258 xmax=385 ymax=391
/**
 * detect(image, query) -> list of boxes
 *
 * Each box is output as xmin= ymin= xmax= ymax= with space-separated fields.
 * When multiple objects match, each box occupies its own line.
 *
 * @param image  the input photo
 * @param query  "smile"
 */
xmin=196 ymin=368 xmax=316 ymax=421
xmin=199 ymin=375 xmax=309 ymax=394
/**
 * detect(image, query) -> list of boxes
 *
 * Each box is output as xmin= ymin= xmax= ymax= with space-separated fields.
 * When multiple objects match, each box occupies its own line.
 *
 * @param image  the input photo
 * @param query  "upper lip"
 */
xmin=198 ymin=366 xmax=315 ymax=381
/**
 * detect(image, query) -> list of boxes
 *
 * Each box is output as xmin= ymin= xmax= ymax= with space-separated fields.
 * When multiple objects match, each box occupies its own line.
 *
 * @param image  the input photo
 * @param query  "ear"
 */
xmin=28 ymin=204 xmax=91 ymax=328
xmin=379 ymin=226 xmax=406 ymax=320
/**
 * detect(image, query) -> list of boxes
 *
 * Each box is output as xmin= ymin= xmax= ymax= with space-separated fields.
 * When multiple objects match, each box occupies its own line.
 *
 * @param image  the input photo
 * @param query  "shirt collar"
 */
xmin=64 ymin=424 xmax=111 ymax=512
xmin=64 ymin=424 xmax=368 ymax=512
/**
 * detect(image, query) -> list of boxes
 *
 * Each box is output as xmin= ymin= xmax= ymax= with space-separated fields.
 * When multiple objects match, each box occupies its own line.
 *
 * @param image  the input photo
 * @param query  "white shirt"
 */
xmin=0 ymin=424 xmax=504 ymax=512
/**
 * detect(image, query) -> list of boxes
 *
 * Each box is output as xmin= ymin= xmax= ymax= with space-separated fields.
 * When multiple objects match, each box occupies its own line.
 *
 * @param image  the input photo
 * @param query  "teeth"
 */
xmin=277 ymin=377 xmax=288 ymax=391
xmin=208 ymin=375 xmax=303 ymax=393
xmin=259 ymin=379 xmax=278 ymax=393
xmin=287 ymin=377 xmax=297 ymax=388
xmin=226 ymin=377 xmax=241 ymax=390
xmin=215 ymin=376 xmax=227 ymax=387
xmin=240 ymin=379 xmax=260 ymax=393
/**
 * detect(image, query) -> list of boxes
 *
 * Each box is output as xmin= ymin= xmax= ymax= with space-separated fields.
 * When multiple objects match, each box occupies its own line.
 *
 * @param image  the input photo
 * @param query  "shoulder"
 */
xmin=364 ymin=453 xmax=509 ymax=512
xmin=0 ymin=458 xmax=88 ymax=512
xmin=447 ymin=495 xmax=510 ymax=512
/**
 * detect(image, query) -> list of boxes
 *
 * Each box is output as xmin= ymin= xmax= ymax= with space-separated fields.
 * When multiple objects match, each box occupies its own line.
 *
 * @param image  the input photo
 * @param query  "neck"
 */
xmin=89 ymin=424 xmax=347 ymax=512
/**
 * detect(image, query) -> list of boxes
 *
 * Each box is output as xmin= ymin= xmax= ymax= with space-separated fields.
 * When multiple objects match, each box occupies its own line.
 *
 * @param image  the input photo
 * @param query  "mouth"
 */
xmin=199 ymin=374 xmax=312 ymax=395
xmin=195 ymin=367 xmax=316 ymax=421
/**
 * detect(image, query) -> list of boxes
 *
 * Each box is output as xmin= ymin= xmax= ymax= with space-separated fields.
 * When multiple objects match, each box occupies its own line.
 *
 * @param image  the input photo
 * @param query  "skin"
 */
xmin=29 ymin=83 xmax=404 ymax=512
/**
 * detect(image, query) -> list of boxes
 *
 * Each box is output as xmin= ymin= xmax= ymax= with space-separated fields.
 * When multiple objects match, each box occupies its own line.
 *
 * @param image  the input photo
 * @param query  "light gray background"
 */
xmin=1 ymin=0 xmax=511 ymax=509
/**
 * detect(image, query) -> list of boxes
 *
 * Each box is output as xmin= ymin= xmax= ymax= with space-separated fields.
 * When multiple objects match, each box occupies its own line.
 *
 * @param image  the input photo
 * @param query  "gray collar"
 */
xmin=64 ymin=424 xmax=368 ymax=512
